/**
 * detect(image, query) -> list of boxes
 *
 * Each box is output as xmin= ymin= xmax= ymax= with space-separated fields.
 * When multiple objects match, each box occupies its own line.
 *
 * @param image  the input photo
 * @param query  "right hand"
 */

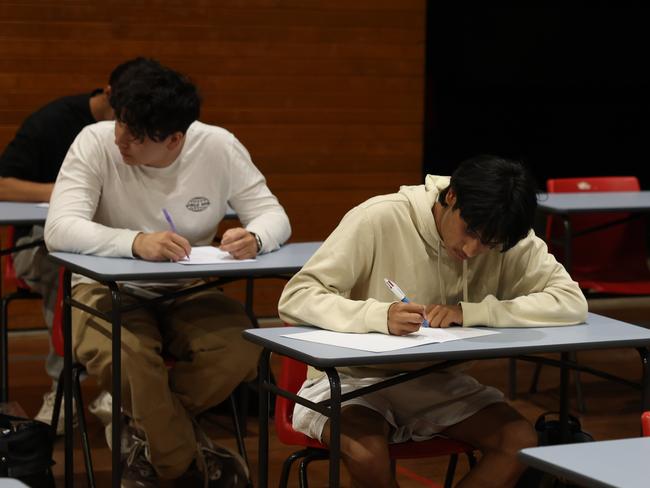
xmin=387 ymin=301 xmax=427 ymax=336
xmin=132 ymin=231 xmax=191 ymax=262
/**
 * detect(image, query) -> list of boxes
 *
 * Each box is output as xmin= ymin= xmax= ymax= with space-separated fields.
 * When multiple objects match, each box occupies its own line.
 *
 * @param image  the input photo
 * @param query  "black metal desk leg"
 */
xmin=258 ymin=349 xmax=271 ymax=488
xmin=559 ymin=352 xmax=569 ymax=443
xmin=63 ymin=269 xmax=74 ymax=488
xmin=325 ymin=368 xmax=342 ymax=488
xmin=637 ymin=347 xmax=650 ymax=410
xmin=109 ymin=283 xmax=122 ymax=488
xmin=245 ymin=278 xmax=258 ymax=328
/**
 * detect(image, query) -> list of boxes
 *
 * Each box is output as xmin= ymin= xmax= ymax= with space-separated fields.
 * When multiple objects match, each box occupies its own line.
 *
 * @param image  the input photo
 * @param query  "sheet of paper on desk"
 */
xmin=177 ymin=246 xmax=256 ymax=265
xmin=283 ymin=327 xmax=499 ymax=353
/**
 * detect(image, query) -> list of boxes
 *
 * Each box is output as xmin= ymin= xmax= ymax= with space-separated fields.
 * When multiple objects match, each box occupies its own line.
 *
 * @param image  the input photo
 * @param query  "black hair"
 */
xmin=109 ymin=58 xmax=201 ymax=142
xmin=108 ymin=57 xmax=161 ymax=87
xmin=438 ymin=155 xmax=538 ymax=252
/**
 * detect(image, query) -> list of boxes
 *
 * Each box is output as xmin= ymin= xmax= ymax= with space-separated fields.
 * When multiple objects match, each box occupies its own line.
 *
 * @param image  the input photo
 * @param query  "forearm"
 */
xmin=462 ymin=282 xmax=588 ymax=327
xmin=278 ymin=272 xmax=390 ymax=334
xmin=245 ymin=209 xmax=291 ymax=253
xmin=0 ymin=177 xmax=53 ymax=202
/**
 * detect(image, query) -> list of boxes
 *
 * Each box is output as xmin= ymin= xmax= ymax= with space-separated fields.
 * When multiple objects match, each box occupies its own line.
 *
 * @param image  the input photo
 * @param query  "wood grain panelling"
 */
xmin=0 ymin=0 xmax=425 ymax=317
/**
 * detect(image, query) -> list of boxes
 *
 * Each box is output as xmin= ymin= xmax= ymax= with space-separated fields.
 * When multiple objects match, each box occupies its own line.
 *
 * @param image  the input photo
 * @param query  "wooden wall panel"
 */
xmin=0 ymin=0 xmax=425 ymax=317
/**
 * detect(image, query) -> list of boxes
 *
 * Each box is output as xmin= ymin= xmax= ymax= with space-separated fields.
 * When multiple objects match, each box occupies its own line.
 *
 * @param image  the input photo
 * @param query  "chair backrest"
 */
xmin=51 ymin=267 xmax=66 ymax=358
xmin=546 ymin=176 xmax=647 ymax=278
xmin=642 ymin=412 xmax=650 ymax=437
xmin=2 ymin=226 xmax=32 ymax=291
xmin=274 ymin=354 xmax=321 ymax=447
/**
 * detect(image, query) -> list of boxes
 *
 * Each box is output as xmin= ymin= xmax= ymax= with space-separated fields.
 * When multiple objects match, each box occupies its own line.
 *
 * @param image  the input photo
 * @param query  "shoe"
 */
xmin=176 ymin=423 xmax=249 ymax=488
xmin=121 ymin=424 xmax=158 ymax=488
xmin=34 ymin=389 xmax=77 ymax=436
xmin=89 ymin=390 xmax=112 ymax=426
xmin=89 ymin=390 xmax=113 ymax=448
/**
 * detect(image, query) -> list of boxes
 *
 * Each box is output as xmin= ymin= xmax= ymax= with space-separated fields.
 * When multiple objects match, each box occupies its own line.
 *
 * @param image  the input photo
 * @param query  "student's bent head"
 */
xmin=438 ymin=155 xmax=538 ymax=252
xmin=109 ymin=58 xmax=201 ymax=143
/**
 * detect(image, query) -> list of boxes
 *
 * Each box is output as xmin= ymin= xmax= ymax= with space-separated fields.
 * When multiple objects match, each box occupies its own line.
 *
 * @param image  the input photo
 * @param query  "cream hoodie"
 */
xmin=278 ymin=175 xmax=587 ymax=375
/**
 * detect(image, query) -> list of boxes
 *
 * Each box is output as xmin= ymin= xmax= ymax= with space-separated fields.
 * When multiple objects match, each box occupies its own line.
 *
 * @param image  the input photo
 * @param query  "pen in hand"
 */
xmin=384 ymin=278 xmax=430 ymax=328
xmin=162 ymin=208 xmax=190 ymax=259
xmin=162 ymin=208 xmax=178 ymax=234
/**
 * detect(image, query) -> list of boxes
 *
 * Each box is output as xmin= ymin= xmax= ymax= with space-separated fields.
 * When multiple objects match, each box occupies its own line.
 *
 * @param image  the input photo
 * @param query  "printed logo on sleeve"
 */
xmin=186 ymin=196 xmax=210 ymax=212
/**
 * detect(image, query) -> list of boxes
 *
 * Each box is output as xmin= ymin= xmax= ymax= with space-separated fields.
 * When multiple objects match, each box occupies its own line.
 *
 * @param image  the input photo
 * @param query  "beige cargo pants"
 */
xmin=71 ymin=282 xmax=260 ymax=479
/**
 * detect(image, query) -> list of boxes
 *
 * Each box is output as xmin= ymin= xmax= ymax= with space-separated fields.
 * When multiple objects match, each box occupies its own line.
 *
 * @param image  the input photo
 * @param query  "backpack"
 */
xmin=516 ymin=412 xmax=594 ymax=488
xmin=0 ymin=413 xmax=55 ymax=488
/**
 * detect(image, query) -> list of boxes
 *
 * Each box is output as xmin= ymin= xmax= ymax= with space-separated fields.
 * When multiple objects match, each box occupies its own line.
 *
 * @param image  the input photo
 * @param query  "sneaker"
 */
xmin=34 ymin=389 xmax=77 ymax=436
xmin=89 ymin=390 xmax=113 ymax=448
xmin=176 ymin=424 xmax=249 ymax=488
xmin=89 ymin=390 xmax=112 ymax=426
xmin=121 ymin=425 xmax=158 ymax=488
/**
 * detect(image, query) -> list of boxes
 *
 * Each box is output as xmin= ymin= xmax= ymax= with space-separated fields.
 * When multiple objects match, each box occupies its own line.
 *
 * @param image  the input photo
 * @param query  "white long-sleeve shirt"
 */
xmin=45 ymin=120 xmax=291 ymax=282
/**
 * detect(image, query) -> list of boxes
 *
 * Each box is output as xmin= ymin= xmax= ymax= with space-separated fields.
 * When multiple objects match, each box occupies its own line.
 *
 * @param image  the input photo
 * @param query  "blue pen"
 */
xmin=162 ymin=208 xmax=178 ymax=233
xmin=384 ymin=278 xmax=430 ymax=327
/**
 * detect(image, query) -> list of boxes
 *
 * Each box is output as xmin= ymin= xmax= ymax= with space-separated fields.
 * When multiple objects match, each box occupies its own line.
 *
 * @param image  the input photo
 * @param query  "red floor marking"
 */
xmin=396 ymin=464 xmax=444 ymax=488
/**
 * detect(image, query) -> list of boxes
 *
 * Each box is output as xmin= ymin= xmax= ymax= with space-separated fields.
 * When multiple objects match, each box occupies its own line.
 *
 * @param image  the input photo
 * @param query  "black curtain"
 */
xmin=424 ymin=7 xmax=650 ymax=190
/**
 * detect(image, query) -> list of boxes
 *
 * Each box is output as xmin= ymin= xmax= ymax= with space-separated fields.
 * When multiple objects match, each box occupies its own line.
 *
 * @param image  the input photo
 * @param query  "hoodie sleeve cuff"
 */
xmin=460 ymin=301 xmax=491 ymax=327
xmin=364 ymin=300 xmax=392 ymax=334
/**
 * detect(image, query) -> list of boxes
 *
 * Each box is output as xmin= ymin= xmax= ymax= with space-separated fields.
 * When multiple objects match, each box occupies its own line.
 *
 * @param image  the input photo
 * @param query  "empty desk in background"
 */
xmin=0 ymin=201 xmax=49 ymax=403
xmin=49 ymin=241 xmax=321 ymax=488
xmin=536 ymin=191 xmax=650 ymax=274
xmin=519 ymin=437 xmax=650 ymax=488
xmin=244 ymin=314 xmax=650 ymax=488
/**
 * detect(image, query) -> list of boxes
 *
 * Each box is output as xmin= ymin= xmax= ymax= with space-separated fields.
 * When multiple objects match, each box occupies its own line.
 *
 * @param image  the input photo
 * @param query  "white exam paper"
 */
xmin=283 ymin=327 xmax=498 ymax=353
xmin=178 ymin=246 xmax=256 ymax=265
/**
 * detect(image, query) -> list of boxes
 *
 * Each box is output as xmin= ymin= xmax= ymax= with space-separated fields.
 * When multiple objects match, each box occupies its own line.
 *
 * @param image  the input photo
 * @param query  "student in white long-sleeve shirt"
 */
xmin=279 ymin=156 xmax=587 ymax=488
xmin=45 ymin=58 xmax=290 ymax=488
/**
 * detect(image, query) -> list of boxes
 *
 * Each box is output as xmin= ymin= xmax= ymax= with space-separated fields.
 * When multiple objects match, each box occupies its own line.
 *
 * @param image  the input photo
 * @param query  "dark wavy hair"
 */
xmin=438 ymin=155 xmax=538 ymax=252
xmin=109 ymin=57 xmax=201 ymax=142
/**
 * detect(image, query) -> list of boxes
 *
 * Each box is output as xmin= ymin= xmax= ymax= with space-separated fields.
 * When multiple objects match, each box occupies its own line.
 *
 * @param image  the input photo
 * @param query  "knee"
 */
xmin=341 ymin=435 xmax=387 ymax=467
xmin=497 ymin=419 xmax=538 ymax=455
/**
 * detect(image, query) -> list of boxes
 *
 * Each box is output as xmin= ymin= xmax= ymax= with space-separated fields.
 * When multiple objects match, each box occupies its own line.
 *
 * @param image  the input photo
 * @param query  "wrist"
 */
xmin=250 ymin=231 xmax=262 ymax=252
xmin=132 ymin=232 xmax=143 ymax=258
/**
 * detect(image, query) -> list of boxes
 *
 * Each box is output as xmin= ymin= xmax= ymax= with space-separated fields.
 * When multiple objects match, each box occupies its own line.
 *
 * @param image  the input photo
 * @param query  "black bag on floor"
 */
xmin=516 ymin=412 xmax=594 ymax=488
xmin=0 ymin=413 xmax=55 ymax=488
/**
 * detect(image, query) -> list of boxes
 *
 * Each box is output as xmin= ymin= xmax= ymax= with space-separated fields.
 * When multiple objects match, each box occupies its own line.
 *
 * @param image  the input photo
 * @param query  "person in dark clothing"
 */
xmin=0 ymin=57 xmax=150 ymax=434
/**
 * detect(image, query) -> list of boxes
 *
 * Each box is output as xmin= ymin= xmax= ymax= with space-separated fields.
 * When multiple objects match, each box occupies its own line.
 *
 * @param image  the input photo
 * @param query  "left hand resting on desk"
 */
xmin=425 ymin=304 xmax=463 ymax=328
xmin=219 ymin=227 xmax=258 ymax=259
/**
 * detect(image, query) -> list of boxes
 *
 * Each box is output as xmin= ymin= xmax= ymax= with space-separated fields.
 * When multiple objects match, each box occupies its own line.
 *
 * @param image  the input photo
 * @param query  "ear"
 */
xmin=166 ymin=132 xmax=185 ymax=150
xmin=104 ymin=85 xmax=112 ymax=97
xmin=445 ymin=187 xmax=457 ymax=206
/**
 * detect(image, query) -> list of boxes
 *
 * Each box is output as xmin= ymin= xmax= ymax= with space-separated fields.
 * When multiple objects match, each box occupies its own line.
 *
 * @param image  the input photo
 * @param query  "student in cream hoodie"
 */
xmin=278 ymin=155 xmax=587 ymax=488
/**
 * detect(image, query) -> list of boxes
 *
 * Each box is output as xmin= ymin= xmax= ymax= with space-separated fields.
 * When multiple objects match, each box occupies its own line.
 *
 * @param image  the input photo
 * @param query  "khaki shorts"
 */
xmin=293 ymin=370 xmax=504 ymax=443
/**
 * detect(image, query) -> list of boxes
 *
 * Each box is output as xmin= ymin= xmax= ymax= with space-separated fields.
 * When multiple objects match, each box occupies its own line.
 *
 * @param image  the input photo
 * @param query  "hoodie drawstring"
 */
xmin=437 ymin=240 xmax=469 ymax=304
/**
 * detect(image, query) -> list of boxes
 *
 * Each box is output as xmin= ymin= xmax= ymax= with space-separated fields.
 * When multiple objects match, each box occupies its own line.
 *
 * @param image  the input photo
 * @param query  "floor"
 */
xmin=4 ymin=297 xmax=650 ymax=487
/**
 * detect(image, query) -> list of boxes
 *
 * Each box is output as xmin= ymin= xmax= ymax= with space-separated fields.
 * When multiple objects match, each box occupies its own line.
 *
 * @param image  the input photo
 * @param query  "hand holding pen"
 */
xmin=384 ymin=278 xmax=430 ymax=335
xmin=130 ymin=209 xmax=191 ymax=262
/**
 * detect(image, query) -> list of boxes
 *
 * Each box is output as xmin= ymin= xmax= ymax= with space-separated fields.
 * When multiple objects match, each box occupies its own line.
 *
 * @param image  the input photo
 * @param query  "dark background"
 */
xmin=424 ymin=7 xmax=650 ymax=190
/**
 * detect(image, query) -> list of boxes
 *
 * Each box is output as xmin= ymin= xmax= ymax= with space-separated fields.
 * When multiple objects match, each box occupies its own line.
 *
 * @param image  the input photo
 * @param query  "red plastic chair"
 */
xmin=642 ymin=412 xmax=650 ymax=437
xmin=275 ymin=355 xmax=476 ymax=488
xmin=545 ymin=176 xmax=650 ymax=294
xmin=0 ymin=226 xmax=43 ymax=402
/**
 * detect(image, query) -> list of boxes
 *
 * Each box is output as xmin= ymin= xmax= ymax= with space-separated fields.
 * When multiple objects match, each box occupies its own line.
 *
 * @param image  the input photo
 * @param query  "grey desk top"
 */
xmin=0 ymin=201 xmax=48 ymax=225
xmin=0 ymin=480 xmax=29 ymax=488
xmin=537 ymin=191 xmax=650 ymax=214
xmin=49 ymin=241 xmax=321 ymax=281
xmin=519 ymin=437 xmax=650 ymax=488
xmin=243 ymin=313 xmax=650 ymax=368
